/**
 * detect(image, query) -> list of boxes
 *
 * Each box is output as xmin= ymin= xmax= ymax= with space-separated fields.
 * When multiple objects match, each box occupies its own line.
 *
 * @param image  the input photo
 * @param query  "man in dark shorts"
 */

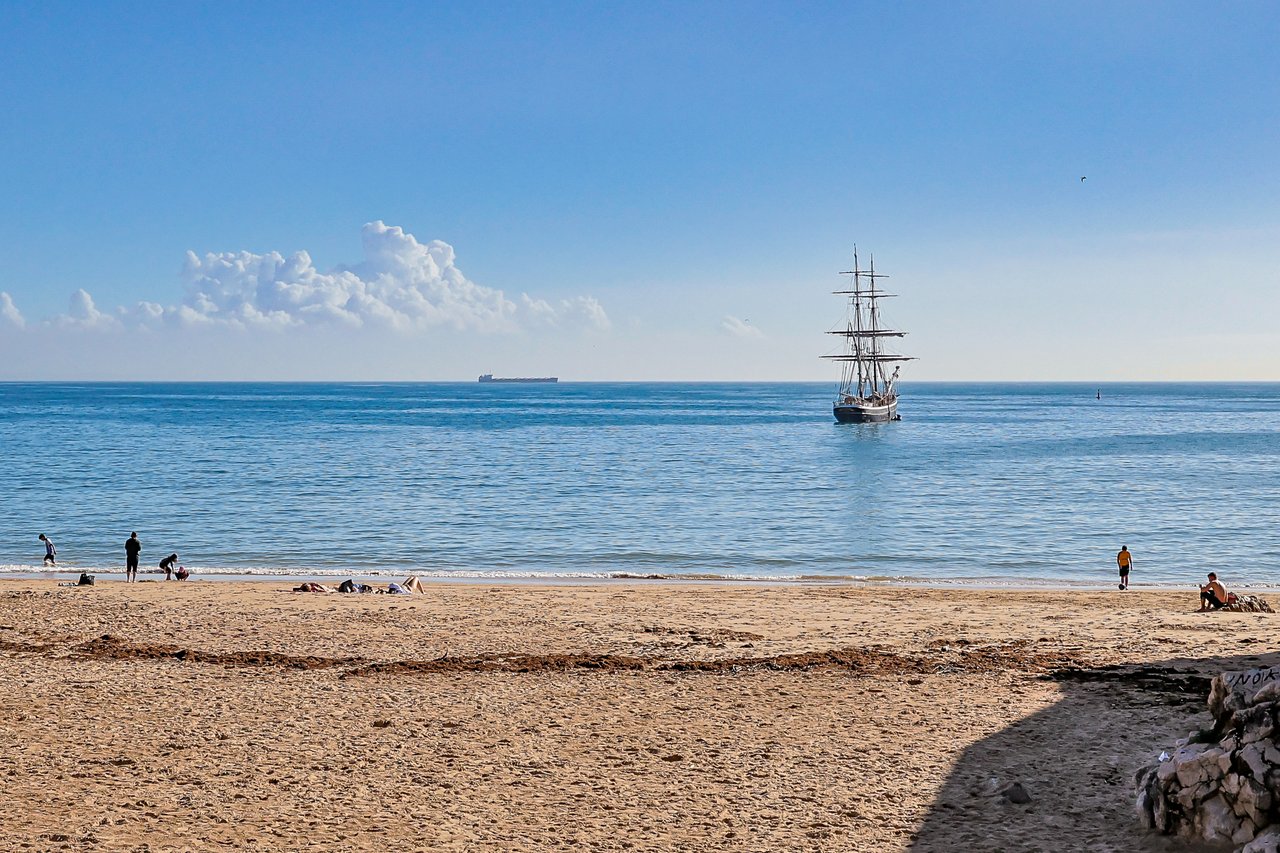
xmin=1199 ymin=573 xmax=1227 ymax=611
xmin=1116 ymin=545 xmax=1133 ymax=590
xmin=125 ymin=532 xmax=141 ymax=582
xmin=39 ymin=534 xmax=56 ymax=567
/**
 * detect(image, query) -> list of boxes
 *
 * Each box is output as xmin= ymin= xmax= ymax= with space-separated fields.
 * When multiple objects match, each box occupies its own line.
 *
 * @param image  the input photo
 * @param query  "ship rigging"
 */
xmin=821 ymin=248 xmax=915 ymax=423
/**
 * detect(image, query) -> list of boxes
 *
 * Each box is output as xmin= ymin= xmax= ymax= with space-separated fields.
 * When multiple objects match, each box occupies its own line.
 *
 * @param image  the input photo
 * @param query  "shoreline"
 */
xmin=4 ymin=567 xmax=1278 ymax=594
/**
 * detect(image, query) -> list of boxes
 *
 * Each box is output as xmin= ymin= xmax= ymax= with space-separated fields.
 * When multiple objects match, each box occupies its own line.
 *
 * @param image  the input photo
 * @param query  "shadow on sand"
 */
xmin=908 ymin=651 xmax=1280 ymax=853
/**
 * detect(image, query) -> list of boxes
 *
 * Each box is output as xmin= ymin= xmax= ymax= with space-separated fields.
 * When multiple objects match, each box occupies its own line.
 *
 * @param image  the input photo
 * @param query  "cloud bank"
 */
xmin=9 ymin=222 xmax=610 ymax=335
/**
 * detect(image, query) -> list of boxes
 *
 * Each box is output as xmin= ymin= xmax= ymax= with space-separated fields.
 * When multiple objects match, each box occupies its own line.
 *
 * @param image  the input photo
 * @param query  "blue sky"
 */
xmin=1 ymin=1 xmax=1277 ymax=380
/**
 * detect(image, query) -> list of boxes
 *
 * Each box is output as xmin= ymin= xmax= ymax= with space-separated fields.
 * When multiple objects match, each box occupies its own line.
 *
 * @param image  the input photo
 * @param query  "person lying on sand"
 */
xmin=293 ymin=582 xmax=334 ymax=593
xmin=402 ymin=576 xmax=428 ymax=594
xmin=1199 ymin=572 xmax=1228 ymax=612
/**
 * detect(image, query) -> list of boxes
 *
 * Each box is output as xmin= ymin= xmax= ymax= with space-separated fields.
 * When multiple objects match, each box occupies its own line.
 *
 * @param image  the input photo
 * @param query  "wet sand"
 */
xmin=1 ymin=579 xmax=1271 ymax=851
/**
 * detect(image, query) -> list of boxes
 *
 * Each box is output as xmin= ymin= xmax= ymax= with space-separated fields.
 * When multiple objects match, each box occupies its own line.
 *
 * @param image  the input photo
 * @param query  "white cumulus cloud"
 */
xmin=720 ymin=315 xmax=763 ymax=338
xmin=0 ymin=292 xmax=24 ymax=328
xmin=56 ymin=289 xmax=120 ymax=330
xmin=46 ymin=222 xmax=610 ymax=334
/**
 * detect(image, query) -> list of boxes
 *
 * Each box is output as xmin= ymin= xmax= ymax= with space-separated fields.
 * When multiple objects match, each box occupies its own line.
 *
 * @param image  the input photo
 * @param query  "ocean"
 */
xmin=1 ymin=382 xmax=1276 ymax=587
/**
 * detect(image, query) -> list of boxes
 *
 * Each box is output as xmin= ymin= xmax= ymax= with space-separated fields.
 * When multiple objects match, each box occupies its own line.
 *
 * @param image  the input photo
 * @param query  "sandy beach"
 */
xmin=1 ymin=578 xmax=1272 ymax=852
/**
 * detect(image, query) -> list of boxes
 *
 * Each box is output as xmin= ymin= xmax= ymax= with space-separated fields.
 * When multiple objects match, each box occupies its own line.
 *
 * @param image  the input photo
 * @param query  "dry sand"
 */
xmin=1 ymin=578 xmax=1273 ymax=852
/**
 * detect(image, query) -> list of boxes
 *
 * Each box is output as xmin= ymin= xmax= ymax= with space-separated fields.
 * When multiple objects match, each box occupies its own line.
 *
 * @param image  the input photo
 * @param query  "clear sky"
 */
xmin=1 ymin=1 xmax=1276 ymax=380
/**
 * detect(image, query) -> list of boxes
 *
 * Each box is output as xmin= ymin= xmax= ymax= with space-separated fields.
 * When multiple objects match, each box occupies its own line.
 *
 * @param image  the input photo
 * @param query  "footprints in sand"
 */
xmin=637 ymin=625 xmax=766 ymax=650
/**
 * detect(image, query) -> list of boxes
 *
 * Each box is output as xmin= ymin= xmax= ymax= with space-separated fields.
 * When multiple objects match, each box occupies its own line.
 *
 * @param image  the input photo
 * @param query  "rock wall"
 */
xmin=1137 ymin=666 xmax=1280 ymax=851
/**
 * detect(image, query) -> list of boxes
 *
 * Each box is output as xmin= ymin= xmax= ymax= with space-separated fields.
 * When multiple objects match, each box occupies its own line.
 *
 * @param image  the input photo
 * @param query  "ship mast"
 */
xmin=851 ymin=248 xmax=865 ymax=397
xmin=822 ymin=247 xmax=913 ymax=401
xmin=868 ymin=253 xmax=883 ymax=395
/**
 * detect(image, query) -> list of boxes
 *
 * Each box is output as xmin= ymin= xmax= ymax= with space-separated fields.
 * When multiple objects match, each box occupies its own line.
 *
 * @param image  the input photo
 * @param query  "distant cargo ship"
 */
xmin=478 ymin=374 xmax=558 ymax=383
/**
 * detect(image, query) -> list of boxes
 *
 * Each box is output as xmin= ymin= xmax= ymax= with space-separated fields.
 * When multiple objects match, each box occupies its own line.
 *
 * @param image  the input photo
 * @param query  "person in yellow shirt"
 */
xmin=1116 ymin=546 xmax=1133 ymax=590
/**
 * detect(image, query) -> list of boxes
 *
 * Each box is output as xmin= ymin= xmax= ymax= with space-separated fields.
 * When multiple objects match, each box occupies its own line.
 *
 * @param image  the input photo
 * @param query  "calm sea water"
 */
xmin=1 ymin=382 xmax=1276 ymax=586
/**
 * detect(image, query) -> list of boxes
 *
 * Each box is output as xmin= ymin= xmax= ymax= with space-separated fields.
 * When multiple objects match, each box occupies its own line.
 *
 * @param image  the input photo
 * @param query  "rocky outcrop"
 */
xmin=1137 ymin=666 xmax=1280 ymax=849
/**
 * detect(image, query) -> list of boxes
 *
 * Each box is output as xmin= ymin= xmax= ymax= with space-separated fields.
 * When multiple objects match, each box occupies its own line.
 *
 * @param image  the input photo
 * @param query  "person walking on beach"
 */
xmin=38 ymin=532 xmax=56 ymax=563
xmin=125 ymin=532 xmax=141 ymax=582
xmin=1116 ymin=546 xmax=1133 ymax=590
xmin=1199 ymin=572 xmax=1228 ymax=611
xmin=159 ymin=553 xmax=178 ymax=581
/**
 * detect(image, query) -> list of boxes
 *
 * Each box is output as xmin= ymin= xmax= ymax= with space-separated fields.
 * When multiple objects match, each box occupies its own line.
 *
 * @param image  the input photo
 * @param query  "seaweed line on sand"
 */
xmin=0 ymin=633 xmax=1097 ymax=678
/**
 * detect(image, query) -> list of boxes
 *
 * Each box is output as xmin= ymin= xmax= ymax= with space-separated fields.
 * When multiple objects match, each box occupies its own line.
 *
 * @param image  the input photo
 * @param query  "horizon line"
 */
xmin=3 ymin=379 xmax=1280 ymax=386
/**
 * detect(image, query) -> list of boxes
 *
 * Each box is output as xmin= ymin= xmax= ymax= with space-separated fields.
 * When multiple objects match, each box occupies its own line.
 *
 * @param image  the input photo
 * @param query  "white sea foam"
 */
xmin=3 ymin=563 xmax=1277 ymax=592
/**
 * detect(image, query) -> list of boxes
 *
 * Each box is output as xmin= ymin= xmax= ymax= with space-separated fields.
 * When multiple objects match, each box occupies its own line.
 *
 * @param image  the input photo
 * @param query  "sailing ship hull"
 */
xmin=833 ymin=399 xmax=898 ymax=423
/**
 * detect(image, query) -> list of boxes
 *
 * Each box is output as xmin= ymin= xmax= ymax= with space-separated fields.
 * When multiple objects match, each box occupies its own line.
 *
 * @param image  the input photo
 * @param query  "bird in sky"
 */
xmin=1081 ymin=176 xmax=1087 ymax=182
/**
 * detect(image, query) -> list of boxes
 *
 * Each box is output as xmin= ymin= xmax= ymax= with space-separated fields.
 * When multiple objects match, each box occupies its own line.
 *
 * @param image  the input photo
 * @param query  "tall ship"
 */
xmin=821 ymin=248 xmax=914 ymax=423
xmin=478 ymin=374 xmax=558 ymax=383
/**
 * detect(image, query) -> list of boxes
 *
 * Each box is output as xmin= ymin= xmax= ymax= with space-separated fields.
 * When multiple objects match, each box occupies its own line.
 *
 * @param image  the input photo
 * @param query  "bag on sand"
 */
xmin=78 ymin=573 xmax=95 ymax=586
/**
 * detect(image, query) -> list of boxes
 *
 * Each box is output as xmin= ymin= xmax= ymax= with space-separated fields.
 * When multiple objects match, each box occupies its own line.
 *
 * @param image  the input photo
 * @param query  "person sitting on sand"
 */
xmin=1199 ymin=572 xmax=1228 ymax=611
xmin=159 ymin=553 xmax=179 ymax=581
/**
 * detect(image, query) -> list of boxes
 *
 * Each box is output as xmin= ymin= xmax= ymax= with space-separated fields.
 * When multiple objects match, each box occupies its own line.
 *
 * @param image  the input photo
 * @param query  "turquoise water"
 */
xmin=0 ymin=382 xmax=1276 ymax=586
